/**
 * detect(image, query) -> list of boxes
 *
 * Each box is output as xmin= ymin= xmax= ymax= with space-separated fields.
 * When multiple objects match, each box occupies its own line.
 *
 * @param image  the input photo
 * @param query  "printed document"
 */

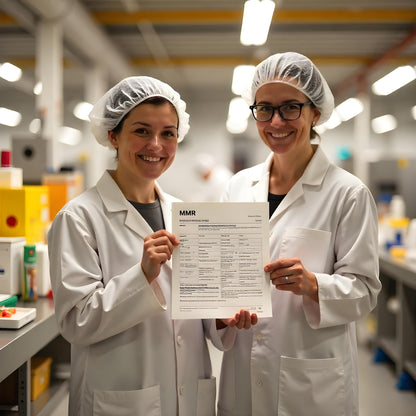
xmin=171 ymin=202 xmax=272 ymax=319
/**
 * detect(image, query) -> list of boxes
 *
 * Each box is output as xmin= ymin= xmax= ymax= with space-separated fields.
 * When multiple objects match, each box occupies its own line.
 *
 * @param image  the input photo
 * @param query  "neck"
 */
xmin=112 ymin=170 xmax=157 ymax=203
xmin=269 ymin=145 xmax=315 ymax=194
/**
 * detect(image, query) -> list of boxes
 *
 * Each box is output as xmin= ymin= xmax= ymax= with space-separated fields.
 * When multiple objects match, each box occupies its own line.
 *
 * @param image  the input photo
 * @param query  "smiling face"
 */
xmin=108 ymin=101 xmax=179 ymax=195
xmin=254 ymin=82 xmax=321 ymax=157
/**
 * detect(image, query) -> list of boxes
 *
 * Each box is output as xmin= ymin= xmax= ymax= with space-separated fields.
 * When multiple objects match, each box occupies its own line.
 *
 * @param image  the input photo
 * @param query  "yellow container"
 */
xmin=31 ymin=357 xmax=52 ymax=401
xmin=0 ymin=186 xmax=50 ymax=243
xmin=42 ymin=172 xmax=84 ymax=220
xmin=45 ymin=183 xmax=67 ymax=221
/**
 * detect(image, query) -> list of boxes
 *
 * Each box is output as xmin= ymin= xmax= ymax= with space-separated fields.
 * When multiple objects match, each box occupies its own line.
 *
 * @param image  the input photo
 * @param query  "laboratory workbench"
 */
xmin=375 ymin=251 xmax=416 ymax=390
xmin=0 ymin=298 xmax=70 ymax=415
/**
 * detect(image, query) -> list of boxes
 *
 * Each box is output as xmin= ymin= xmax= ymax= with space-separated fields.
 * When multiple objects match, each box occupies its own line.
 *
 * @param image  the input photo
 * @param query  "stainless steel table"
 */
xmin=0 ymin=298 xmax=70 ymax=415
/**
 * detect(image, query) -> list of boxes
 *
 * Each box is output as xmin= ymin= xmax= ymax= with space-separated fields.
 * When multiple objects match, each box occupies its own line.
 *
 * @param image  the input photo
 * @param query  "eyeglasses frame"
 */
xmin=249 ymin=101 xmax=313 ymax=122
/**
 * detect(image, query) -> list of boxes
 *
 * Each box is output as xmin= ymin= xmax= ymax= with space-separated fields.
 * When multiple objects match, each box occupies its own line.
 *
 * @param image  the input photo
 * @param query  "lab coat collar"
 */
xmin=252 ymin=145 xmax=330 ymax=219
xmin=96 ymin=170 xmax=172 ymax=239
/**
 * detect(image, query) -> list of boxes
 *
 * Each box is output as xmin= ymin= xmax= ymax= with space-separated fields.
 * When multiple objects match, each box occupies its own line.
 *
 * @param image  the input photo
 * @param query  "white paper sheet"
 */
xmin=171 ymin=202 xmax=272 ymax=319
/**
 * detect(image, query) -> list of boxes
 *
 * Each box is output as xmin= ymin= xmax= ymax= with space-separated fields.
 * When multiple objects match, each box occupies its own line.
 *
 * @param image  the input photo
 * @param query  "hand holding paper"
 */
xmin=171 ymin=202 xmax=272 ymax=319
xmin=141 ymin=230 xmax=180 ymax=283
xmin=217 ymin=309 xmax=259 ymax=330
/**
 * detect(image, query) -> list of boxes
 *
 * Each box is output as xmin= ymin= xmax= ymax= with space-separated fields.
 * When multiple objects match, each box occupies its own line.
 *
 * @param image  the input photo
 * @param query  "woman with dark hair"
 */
xmin=48 ymin=76 xmax=255 ymax=416
xmin=217 ymin=53 xmax=381 ymax=416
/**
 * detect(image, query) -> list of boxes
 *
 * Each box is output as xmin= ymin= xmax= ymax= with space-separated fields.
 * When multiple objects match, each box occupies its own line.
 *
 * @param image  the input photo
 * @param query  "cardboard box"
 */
xmin=31 ymin=356 xmax=52 ymax=401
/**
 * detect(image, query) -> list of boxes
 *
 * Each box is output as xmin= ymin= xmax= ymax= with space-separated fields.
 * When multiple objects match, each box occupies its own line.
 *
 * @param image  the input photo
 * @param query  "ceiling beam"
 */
xmin=8 ymin=55 xmax=414 ymax=70
xmin=3 ymin=9 xmax=414 ymax=25
xmin=334 ymin=26 xmax=416 ymax=98
xmin=13 ymin=0 xmax=134 ymax=83
xmin=89 ymin=9 xmax=416 ymax=25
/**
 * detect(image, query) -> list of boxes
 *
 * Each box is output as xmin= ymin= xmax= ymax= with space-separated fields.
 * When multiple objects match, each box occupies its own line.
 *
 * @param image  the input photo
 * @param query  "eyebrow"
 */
xmin=256 ymin=99 xmax=301 ymax=105
xmin=132 ymin=121 xmax=178 ymax=130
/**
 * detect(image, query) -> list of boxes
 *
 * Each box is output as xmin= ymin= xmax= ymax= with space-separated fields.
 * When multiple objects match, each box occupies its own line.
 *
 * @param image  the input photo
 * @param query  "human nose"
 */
xmin=269 ymin=109 xmax=286 ymax=125
xmin=146 ymin=133 xmax=163 ymax=148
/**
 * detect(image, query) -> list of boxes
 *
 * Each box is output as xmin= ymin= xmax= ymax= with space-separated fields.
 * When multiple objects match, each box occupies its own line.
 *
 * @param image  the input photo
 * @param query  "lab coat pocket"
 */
xmin=197 ymin=377 xmax=216 ymax=416
xmin=93 ymin=384 xmax=161 ymax=416
xmin=280 ymin=227 xmax=331 ymax=272
xmin=278 ymin=356 xmax=345 ymax=416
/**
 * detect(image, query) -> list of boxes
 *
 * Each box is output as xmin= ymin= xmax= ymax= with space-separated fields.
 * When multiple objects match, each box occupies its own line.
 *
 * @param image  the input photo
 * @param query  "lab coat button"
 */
xmin=256 ymin=378 xmax=263 ymax=388
xmin=179 ymin=385 xmax=184 ymax=395
xmin=177 ymin=335 xmax=183 ymax=346
xmin=256 ymin=333 xmax=263 ymax=342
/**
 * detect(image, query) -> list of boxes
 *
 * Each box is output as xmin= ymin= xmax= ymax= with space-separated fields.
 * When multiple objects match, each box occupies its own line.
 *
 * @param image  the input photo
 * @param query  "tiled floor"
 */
xmin=50 ymin=338 xmax=416 ymax=416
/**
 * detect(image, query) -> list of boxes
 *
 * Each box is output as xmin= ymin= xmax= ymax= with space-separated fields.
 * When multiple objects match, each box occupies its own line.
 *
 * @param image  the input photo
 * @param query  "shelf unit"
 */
xmin=375 ymin=252 xmax=416 ymax=389
xmin=0 ymin=298 xmax=70 ymax=415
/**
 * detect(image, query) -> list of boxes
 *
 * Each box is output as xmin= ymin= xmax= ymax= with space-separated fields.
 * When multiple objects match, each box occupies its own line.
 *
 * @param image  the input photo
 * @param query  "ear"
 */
xmin=108 ymin=131 xmax=118 ymax=148
xmin=313 ymin=108 xmax=321 ymax=126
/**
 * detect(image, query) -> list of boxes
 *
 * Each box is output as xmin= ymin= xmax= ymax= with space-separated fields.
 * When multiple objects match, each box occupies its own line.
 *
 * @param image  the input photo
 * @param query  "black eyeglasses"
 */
xmin=249 ymin=102 xmax=312 ymax=122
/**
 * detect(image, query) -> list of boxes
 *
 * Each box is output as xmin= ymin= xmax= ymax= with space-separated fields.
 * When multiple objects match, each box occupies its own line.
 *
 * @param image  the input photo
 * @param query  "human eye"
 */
xmin=134 ymin=127 xmax=149 ymax=135
xmin=257 ymin=105 xmax=273 ymax=113
xmin=162 ymin=129 xmax=178 ymax=139
xmin=282 ymin=103 xmax=301 ymax=111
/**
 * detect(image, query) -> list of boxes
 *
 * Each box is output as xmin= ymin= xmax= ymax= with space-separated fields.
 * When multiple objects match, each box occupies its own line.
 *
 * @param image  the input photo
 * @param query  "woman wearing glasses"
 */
xmin=217 ymin=52 xmax=381 ymax=416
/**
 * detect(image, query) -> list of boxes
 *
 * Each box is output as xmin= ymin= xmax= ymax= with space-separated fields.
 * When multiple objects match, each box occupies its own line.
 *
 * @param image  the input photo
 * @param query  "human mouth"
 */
xmin=140 ymin=155 xmax=161 ymax=162
xmin=271 ymin=132 xmax=291 ymax=138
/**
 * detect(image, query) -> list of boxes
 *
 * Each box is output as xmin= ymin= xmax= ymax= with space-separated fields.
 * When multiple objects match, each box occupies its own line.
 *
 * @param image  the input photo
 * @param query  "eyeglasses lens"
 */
xmin=253 ymin=104 xmax=301 ymax=121
xmin=280 ymin=104 xmax=301 ymax=120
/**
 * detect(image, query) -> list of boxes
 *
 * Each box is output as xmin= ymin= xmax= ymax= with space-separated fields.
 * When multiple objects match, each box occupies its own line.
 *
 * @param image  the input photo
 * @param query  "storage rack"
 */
xmin=0 ymin=298 xmax=70 ymax=415
xmin=375 ymin=251 xmax=416 ymax=389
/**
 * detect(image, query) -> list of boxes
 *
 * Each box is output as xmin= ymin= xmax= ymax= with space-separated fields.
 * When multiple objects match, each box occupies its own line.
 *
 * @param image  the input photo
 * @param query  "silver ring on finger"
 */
xmin=285 ymin=276 xmax=289 ymax=283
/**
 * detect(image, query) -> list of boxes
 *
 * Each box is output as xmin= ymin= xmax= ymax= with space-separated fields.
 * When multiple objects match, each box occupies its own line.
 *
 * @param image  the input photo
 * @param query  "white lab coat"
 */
xmin=218 ymin=145 xmax=381 ymax=416
xmin=48 ymin=170 xmax=233 ymax=416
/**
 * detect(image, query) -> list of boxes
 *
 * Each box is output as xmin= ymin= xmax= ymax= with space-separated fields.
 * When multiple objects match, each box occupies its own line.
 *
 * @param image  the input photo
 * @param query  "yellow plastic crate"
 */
xmin=0 ymin=186 xmax=50 ymax=243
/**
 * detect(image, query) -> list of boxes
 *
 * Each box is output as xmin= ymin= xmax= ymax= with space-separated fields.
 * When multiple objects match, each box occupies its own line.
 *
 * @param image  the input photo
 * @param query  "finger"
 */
xmin=235 ymin=311 xmax=245 ymax=329
xmin=237 ymin=310 xmax=250 ymax=330
xmin=251 ymin=314 xmax=258 ymax=326
xmin=228 ymin=313 xmax=239 ymax=328
xmin=244 ymin=310 xmax=252 ymax=329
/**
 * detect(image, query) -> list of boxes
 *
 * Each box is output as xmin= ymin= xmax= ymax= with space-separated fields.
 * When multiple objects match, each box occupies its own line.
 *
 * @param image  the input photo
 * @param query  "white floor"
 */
xmin=50 ymin=338 xmax=416 ymax=416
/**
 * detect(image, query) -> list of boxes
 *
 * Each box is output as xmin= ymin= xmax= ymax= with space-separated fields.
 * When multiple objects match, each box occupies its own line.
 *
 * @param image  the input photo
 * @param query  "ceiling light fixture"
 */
xmin=411 ymin=105 xmax=416 ymax=120
xmin=0 ymin=62 xmax=22 ymax=82
xmin=59 ymin=126 xmax=82 ymax=146
xmin=323 ymin=112 xmax=342 ymax=130
xmin=371 ymin=115 xmax=397 ymax=134
xmin=232 ymin=65 xmax=256 ymax=95
xmin=29 ymin=118 xmax=42 ymax=134
xmin=240 ymin=0 xmax=276 ymax=46
xmin=335 ymin=98 xmax=364 ymax=121
xmin=226 ymin=117 xmax=248 ymax=134
xmin=228 ymin=97 xmax=251 ymax=120
xmin=73 ymin=101 xmax=93 ymax=121
xmin=33 ymin=81 xmax=43 ymax=95
xmin=372 ymin=66 xmax=416 ymax=96
xmin=226 ymin=97 xmax=251 ymax=134
xmin=0 ymin=107 xmax=22 ymax=126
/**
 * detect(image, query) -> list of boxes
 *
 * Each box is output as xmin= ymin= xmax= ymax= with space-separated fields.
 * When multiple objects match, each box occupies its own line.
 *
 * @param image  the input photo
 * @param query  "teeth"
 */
xmin=141 ymin=156 xmax=161 ymax=162
xmin=271 ymin=133 xmax=289 ymax=138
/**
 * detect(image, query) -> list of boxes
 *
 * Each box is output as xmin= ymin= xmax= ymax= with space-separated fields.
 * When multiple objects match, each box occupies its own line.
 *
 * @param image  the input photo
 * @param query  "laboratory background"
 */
xmin=0 ymin=0 xmax=415 ymax=415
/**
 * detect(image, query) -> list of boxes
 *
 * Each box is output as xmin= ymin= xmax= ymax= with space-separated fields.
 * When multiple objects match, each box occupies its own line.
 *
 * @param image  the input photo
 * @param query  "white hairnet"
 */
xmin=89 ymin=76 xmax=190 ymax=146
xmin=243 ymin=52 xmax=334 ymax=125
